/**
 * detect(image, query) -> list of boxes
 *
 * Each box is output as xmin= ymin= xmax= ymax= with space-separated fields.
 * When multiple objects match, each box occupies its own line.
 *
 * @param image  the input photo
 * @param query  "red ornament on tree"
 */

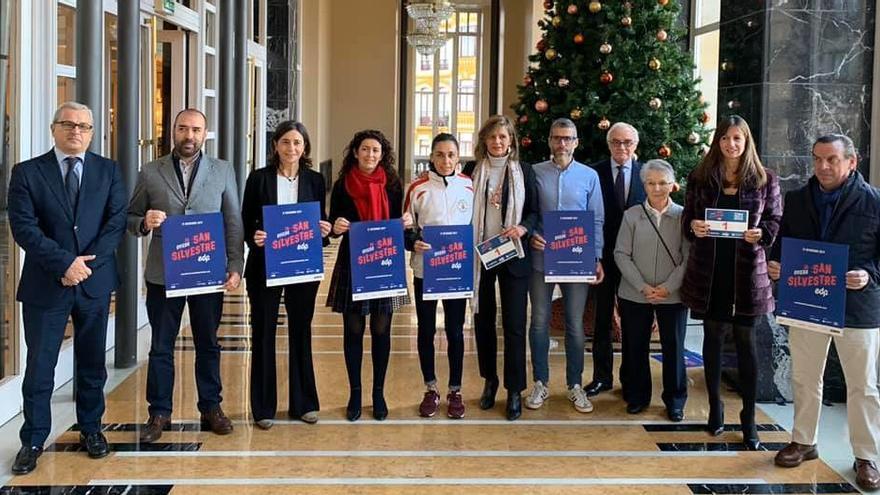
xmin=658 ymin=0 xmax=669 ymax=5
xmin=658 ymin=145 xmax=671 ymax=158
xmin=656 ymin=29 xmax=668 ymax=42
xmin=535 ymin=99 xmax=549 ymax=112
xmin=536 ymin=39 xmax=547 ymax=52
xmin=700 ymin=111 xmax=711 ymax=124
xmin=600 ymin=71 xmax=614 ymax=85
xmin=523 ymin=74 xmax=533 ymax=86
xmin=521 ymin=136 xmax=533 ymax=148
xmin=567 ymin=4 xmax=578 ymax=14
xmin=519 ymin=115 xmax=529 ymax=124
xmin=544 ymin=0 xmax=553 ymax=10
xmin=573 ymin=33 xmax=585 ymax=44
xmin=598 ymin=117 xmax=611 ymax=130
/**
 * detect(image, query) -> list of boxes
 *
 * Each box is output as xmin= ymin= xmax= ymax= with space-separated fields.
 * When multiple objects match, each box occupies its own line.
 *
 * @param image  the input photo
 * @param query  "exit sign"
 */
xmin=157 ymin=0 xmax=176 ymax=14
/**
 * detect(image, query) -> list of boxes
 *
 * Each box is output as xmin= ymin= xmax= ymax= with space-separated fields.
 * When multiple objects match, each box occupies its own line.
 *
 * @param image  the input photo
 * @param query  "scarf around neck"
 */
xmin=345 ymin=166 xmax=390 ymax=222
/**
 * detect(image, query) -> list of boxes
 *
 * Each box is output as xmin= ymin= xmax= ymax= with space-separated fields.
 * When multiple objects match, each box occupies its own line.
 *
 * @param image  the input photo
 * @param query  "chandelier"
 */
xmin=406 ymin=1 xmax=456 ymax=56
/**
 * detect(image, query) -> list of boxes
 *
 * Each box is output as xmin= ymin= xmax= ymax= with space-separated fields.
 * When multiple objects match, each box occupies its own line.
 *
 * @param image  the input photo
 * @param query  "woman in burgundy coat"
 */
xmin=681 ymin=115 xmax=782 ymax=450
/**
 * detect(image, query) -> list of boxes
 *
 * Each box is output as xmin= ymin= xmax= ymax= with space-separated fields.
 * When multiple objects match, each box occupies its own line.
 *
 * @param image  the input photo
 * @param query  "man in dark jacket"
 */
xmin=768 ymin=134 xmax=880 ymax=492
xmin=587 ymin=122 xmax=646 ymax=396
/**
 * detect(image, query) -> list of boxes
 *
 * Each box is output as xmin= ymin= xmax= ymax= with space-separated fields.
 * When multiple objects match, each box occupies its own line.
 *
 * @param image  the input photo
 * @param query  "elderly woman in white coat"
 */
xmin=614 ymin=159 xmax=689 ymax=422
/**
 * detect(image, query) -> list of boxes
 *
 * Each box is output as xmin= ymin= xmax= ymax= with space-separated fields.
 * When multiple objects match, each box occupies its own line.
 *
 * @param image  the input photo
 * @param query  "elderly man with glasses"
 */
xmin=584 ymin=122 xmax=647 ymax=398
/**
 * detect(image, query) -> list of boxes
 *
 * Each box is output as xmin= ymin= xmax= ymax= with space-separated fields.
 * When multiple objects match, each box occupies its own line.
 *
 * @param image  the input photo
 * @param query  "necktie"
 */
xmin=614 ymin=165 xmax=626 ymax=209
xmin=64 ymin=156 xmax=80 ymax=210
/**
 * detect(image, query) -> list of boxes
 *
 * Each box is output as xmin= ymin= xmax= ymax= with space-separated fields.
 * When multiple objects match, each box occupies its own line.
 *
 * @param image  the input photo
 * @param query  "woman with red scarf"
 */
xmin=327 ymin=129 xmax=412 ymax=421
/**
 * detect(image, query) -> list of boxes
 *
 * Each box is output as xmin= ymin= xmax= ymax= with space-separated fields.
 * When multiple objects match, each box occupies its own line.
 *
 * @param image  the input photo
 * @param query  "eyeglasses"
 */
xmin=610 ymin=139 xmax=636 ymax=148
xmin=549 ymin=135 xmax=577 ymax=144
xmin=54 ymin=120 xmax=94 ymax=132
xmin=645 ymin=181 xmax=673 ymax=188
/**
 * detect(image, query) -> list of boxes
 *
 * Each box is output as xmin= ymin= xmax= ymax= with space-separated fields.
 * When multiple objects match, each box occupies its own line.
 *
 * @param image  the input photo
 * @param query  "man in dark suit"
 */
xmin=587 ymin=122 xmax=647 ymax=398
xmin=127 ymin=109 xmax=244 ymax=442
xmin=8 ymin=102 xmax=127 ymax=474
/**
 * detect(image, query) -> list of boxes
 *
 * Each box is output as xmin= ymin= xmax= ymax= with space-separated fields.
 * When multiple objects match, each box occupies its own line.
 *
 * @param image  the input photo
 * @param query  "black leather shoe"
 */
xmin=11 ymin=446 xmax=42 ymax=475
xmin=506 ymin=392 xmax=522 ymax=421
xmin=372 ymin=388 xmax=388 ymax=421
xmin=707 ymin=403 xmax=725 ymax=436
xmin=667 ymin=409 xmax=684 ymax=422
xmin=479 ymin=378 xmax=499 ymax=410
xmin=80 ymin=431 xmax=109 ymax=459
xmin=584 ymin=380 xmax=612 ymax=397
xmin=346 ymin=388 xmax=362 ymax=422
xmin=626 ymin=403 xmax=648 ymax=414
xmin=741 ymin=410 xmax=760 ymax=451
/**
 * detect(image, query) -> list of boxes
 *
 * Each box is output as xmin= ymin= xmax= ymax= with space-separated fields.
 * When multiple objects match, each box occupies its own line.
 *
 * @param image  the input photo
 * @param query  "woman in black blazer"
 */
xmin=241 ymin=120 xmax=331 ymax=429
xmin=462 ymin=115 xmax=538 ymax=420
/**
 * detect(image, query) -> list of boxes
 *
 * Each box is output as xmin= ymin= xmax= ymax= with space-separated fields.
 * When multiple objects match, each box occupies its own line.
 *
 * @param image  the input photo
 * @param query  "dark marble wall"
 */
xmin=716 ymin=0 xmax=875 ymax=403
xmin=266 ymin=0 xmax=297 ymax=137
xmin=718 ymin=0 xmax=875 ymax=192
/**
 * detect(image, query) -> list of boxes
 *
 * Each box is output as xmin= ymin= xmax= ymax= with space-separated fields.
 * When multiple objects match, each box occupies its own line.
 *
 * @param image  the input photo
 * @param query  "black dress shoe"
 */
xmin=741 ymin=410 xmax=760 ymax=451
xmin=80 ymin=431 xmax=109 ymax=459
xmin=506 ymin=392 xmax=522 ymax=421
xmin=667 ymin=409 xmax=684 ymax=422
xmin=584 ymin=380 xmax=612 ymax=397
xmin=707 ymin=403 xmax=725 ymax=436
xmin=346 ymin=388 xmax=362 ymax=422
xmin=11 ymin=446 xmax=42 ymax=475
xmin=372 ymin=388 xmax=388 ymax=421
xmin=479 ymin=378 xmax=499 ymax=410
xmin=626 ymin=403 xmax=648 ymax=414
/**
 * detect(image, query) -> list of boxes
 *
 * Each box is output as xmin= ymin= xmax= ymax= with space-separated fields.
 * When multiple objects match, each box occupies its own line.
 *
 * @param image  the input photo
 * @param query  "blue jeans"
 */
xmin=528 ymin=270 xmax=589 ymax=388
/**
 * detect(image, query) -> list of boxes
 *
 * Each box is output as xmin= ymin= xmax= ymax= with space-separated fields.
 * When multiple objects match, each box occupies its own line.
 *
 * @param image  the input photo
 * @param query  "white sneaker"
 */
xmin=525 ymin=381 xmax=549 ymax=409
xmin=568 ymin=384 xmax=594 ymax=413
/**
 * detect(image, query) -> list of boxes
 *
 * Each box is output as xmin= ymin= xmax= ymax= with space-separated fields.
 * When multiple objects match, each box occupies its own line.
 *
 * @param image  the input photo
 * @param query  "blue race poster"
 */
xmin=776 ymin=237 xmax=848 ymax=335
xmin=162 ymin=212 xmax=227 ymax=297
xmin=349 ymin=219 xmax=408 ymax=301
xmin=543 ymin=210 xmax=596 ymax=283
xmin=422 ymin=225 xmax=474 ymax=300
xmin=262 ymin=201 xmax=324 ymax=286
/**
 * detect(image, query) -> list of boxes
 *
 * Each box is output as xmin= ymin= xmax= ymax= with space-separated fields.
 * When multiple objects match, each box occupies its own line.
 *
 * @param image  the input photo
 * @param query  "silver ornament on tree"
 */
xmin=557 ymin=78 xmax=570 ymax=87
xmin=649 ymin=97 xmax=662 ymax=110
xmin=687 ymin=132 xmax=701 ymax=144
xmin=599 ymin=43 xmax=612 ymax=54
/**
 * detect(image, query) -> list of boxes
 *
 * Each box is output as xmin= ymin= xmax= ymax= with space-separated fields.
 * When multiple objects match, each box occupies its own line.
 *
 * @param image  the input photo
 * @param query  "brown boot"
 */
xmin=139 ymin=415 xmax=170 ymax=444
xmin=855 ymin=459 xmax=880 ymax=491
xmin=774 ymin=442 xmax=819 ymax=468
xmin=200 ymin=406 xmax=234 ymax=435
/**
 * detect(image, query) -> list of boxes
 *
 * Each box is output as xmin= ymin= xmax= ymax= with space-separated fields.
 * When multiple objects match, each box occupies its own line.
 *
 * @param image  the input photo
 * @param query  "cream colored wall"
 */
xmin=300 ymin=0 xmax=333 ymax=165
xmin=498 ymin=0 xmax=539 ymax=120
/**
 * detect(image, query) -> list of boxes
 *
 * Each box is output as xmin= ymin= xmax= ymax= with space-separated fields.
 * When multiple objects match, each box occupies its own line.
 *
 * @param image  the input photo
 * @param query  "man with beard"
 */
xmin=128 ymin=108 xmax=244 ymax=442
xmin=525 ymin=118 xmax=605 ymax=413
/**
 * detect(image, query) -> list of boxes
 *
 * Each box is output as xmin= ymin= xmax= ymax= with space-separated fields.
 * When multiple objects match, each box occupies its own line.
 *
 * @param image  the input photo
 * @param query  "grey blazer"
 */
xmin=613 ymin=201 xmax=689 ymax=304
xmin=127 ymin=154 xmax=245 ymax=285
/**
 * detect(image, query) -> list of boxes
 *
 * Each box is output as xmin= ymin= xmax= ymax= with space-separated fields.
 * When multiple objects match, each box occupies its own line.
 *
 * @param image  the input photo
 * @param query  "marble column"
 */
xmin=717 ymin=0 xmax=875 ymax=402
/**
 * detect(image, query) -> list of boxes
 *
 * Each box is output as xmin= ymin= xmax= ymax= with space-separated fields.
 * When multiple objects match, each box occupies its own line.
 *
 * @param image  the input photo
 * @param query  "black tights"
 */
xmin=702 ymin=319 xmax=758 ymax=426
xmin=343 ymin=311 xmax=392 ymax=392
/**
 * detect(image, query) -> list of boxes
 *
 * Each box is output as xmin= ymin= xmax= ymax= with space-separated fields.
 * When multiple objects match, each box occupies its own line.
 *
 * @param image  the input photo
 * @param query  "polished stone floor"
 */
xmin=0 ymin=242 xmax=864 ymax=494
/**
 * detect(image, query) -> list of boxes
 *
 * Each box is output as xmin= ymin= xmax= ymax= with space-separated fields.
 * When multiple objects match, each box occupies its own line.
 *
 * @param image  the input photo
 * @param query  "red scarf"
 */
xmin=344 ymin=166 xmax=390 ymax=221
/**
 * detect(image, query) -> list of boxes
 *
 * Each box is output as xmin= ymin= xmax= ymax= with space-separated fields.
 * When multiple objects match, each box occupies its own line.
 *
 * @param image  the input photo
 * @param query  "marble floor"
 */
xmin=0 ymin=242 xmax=867 ymax=494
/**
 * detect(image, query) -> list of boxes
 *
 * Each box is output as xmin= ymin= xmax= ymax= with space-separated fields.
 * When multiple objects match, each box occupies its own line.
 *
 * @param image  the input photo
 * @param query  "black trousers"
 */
xmin=619 ymin=299 xmax=688 ymax=410
xmin=248 ymin=281 xmax=320 ymax=421
xmin=592 ymin=260 xmax=621 ymax=384
xmin=20 ymin=290 xmax=110 ymax=448
xmin=146 ymin=282 xmax=223 ymax=416
xmin=474 ymin=266 xmax=528 ymax=393
xmin=413 ymin=277 xmax=466 ymax=388
xmin=702 ymin=318 xmax=758 ymax=422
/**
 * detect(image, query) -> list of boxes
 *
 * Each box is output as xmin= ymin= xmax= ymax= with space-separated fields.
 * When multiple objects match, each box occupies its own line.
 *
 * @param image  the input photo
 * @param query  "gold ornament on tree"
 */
xmin=589 ymin=1 xmax=602 ymax=13
xmin=648 ymin=58 xmax=662 ymax=71
xmin=598 ymin=117 xmax=611 ymax=130
xmin=658 ymin=0 xmax=669 ymax=5
xmin=620 ymin=16 xmax=632 ymax=27
xmin=552 ymin=15 xmax=562 ymax=27
xmin=545 ymin=48 xmax=558 ymax=60
xmin=570 ymin=107 xmax=583 ymax=120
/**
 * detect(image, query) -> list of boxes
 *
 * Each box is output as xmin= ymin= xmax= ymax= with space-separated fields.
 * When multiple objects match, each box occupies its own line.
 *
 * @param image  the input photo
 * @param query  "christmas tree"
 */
xmin=513 ymin=0 xmax=711 ymax=181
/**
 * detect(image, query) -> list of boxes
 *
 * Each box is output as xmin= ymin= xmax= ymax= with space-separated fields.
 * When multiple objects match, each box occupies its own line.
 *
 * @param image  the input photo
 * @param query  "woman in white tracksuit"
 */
xmin=404 ymin=133 xmax=474 ymax=419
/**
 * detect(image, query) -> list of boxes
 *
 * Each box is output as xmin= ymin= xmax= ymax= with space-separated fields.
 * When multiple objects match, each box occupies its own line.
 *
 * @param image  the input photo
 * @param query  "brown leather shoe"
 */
xmin=200 ymin=406 xmax=234 ymax=435
xmin=855 ymin=459 xmax=880 ymax=491
xmin=139 ymin=415 xmax=170 ymax=444
xmin=774 ymin=442 xmax=819 ymax=467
